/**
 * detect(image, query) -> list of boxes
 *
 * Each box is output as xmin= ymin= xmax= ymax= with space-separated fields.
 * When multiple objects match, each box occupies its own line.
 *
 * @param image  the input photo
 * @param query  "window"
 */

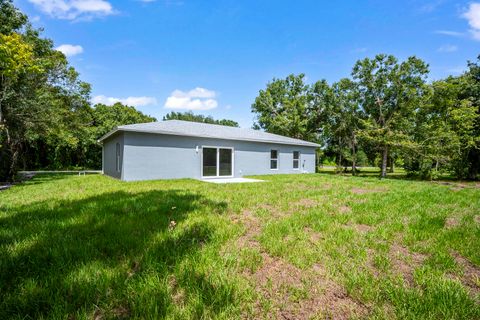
xmin=115 ymin=143 xmax=121 ymax=172
xmin=270 ymin=150 xmax=278 ymax=170
xmin=293 ymin=151 xmax=300 ymax=169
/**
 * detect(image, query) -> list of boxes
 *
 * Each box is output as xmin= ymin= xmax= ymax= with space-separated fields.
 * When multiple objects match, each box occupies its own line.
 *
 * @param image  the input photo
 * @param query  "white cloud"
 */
xmin=164 ymin=87 xmax=218 ymax=110
xmin=92 ymin=95 xmax=157 ymax=107
xmin=434 ymin=30 xmax=464 ymax=37
xmin=55 ymin=44 xmax=83 ymax=56
xmin=437 ymin=44 xmax=458 ymax=52
xmin=462 ymin=2 xmax=480 ymax=40
xmin=28 ymin=0 xmax=115 ymax=20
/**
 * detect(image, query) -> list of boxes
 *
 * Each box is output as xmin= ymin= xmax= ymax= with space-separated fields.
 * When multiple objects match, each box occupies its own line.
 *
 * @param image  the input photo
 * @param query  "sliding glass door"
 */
xmin=202 ymin=148 xmax=217 ymax=177
xmin=202 ymin=147 xmax=233 ymax=177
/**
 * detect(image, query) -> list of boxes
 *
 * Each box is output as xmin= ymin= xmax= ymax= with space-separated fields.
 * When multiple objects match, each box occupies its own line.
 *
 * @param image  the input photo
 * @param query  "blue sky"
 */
xmin=16 ymin=0 xmax=480 ymax=127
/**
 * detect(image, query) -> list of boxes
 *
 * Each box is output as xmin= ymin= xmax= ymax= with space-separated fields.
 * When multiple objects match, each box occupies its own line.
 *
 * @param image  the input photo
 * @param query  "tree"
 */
xmin=326 ymin=78 xmax=363 ymax=174
xmin=251 ymin=74 xmax=318 ymax=140
xmin=163 ymin=111 xmax=239 ymax=127
xmin=0 ymin=0 xmax=26 ymax=35
xmin=352 ymin=54 xmax=429 ymax=178
xmin=457 ymin=56 xmax=480 ymax=179
xmin=0 ymin=0 xmax=90 ymax=179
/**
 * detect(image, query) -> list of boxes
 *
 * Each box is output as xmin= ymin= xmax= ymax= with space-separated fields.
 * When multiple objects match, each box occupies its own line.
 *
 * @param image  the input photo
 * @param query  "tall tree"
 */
xmin=0 ymin=0 xmax=90 ymax=180
xmin=352 ymin=54 xmax=429 ymax=178
xmin=327 ymin=78 xmax=363 ymax=174
xmin=163 ymin=111 xmax=239 ymax=127
xmin=251 ymin=74 xmax=317 ymax=140
xmin=458 ymin=56 xmax=480 ymax=179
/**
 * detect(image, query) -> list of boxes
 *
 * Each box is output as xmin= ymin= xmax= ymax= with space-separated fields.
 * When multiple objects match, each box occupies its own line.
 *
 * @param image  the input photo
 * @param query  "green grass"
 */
xmin=0 ymin=173 xmax=479 ymax=319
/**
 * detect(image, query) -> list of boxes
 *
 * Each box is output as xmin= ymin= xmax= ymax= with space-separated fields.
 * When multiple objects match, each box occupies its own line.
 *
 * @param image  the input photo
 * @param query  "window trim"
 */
xmin=201 ymin=146 xmax=235 ymax=178
xmin=270 ymin=149 xmax=279 ymax=170
xmin=293 ymin=151 xmax=300 ymax=170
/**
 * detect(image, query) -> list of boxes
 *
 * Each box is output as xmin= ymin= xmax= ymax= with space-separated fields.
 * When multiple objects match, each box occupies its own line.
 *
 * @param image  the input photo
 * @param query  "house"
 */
xmin=98 ymin=120 xmax=320 ymax=181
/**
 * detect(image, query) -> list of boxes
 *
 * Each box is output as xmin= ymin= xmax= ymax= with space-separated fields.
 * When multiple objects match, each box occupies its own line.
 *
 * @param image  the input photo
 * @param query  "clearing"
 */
xmin=0 ymin=173 xmax=479 ymax=319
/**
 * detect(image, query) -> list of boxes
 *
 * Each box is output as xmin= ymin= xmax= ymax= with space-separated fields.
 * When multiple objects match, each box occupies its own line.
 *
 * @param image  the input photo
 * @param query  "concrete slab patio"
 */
xmin=200 ymin=177 xmax=264 ymax=184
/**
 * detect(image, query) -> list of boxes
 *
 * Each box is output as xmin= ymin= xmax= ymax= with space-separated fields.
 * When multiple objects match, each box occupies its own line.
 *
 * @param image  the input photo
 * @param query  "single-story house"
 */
xmin=98 ymin=120 xmax=320 ymax=181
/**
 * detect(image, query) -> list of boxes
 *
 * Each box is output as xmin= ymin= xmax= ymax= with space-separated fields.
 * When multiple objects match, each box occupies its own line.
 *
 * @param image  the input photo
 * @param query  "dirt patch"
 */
xmin=445 ymin=217 xmax=459 ymax=229
xmin=92 ymin=305 xmax=130 ymax=320
xmin=168 ymin=275 xmax=186 ymax=306
xmin=232 ymin=211 xmax=368 ymax=319
xmin=338 ymin=205 xmax=352 ymax=214
xmin=434 ymin=181 xmax=480 ymax=191
xmin=350 ymin=187 xmax=387 ymax=195
xmin=248 ymin=254 xmax=368 ymax=319
xmin=389 ymin=244 xmax=427 ymax=286
xmin=293 ymin=198 xmax=319 ymax=208
xmin=232 ymin=210 xmax=262 ymax=249
xmin=345 ymin=222 xmax=373 ymax=233
xmin=111 ymin=306 xmax=130 ymax=319
xmin=451 ymin=251 xmax=480 ymax=296
xmin=355 ymin=224 xmax=374 ymax=233
xmin=304 ymin=227 xmax=323 ymax=243
xmin=258 ymin=204 xmax=277 ymax=212
xmin=474 ymin=215 xmax=480 ymax=225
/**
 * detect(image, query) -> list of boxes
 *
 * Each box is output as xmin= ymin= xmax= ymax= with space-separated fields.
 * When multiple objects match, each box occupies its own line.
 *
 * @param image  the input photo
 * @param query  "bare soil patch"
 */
xmin=232 ymin=210 xmax=262 ymax=249
xmin=293 ymin=198 xmax=319 ymax=208
xmin=350 ymin=187 xmax=387 ymax=195
xmin=168 ymin=275 xmax=186 ymax=306
xmin=249 ymin=254 xmax=368 ymax=319
xmin=451 ymin=251 xmax=480 ymax=296
xmin=345 ymin=222 xmax=373 ymax=233
xmin=304 ymin=227 xmax=323 ymax=244
xmin=355 ymin=224 xmax=374 ymax=233
xmin=445 ymin=217 xmax=459 ymax=229
xmin=389 ymin=244 xmax=427 ymax=286
xmin=338 ymin=205 xmax=352 ymax=214
xmin=231 ymin=210 xmax=367 ymax=319
xmin=474 ymin=215 xmax=480 ymax=225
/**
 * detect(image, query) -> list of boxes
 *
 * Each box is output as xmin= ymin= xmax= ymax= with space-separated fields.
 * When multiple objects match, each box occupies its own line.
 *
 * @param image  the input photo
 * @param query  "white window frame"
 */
xmin=115 ymin=143 xmax=121 ymax=173
xmin=293 ymin=151 xmax=300 ymax=170
xmin=270 ymin=149 xmax=279 ymax=170
xmin=201 ymin=146 xmax=234 ymax=178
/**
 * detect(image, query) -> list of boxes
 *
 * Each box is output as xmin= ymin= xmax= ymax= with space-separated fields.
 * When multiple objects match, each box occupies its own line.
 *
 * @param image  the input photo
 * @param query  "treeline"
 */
xmin=252 ymin=55 xmax=480 ymax=180
xmin=163 ymin=111 xmax=239 ymax=127
xmin=0 ymin=1 xmax=156 ymax=180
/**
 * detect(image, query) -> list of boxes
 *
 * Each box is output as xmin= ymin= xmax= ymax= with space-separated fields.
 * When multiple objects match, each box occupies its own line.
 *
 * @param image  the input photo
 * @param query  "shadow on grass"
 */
xmin=0 ymin=188 xmax=229 ymax=319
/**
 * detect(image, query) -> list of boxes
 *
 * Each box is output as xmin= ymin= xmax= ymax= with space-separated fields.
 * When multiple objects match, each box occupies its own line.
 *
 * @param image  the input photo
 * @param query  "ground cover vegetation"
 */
xmin=0 ymin=173 xmax=479 ymax=319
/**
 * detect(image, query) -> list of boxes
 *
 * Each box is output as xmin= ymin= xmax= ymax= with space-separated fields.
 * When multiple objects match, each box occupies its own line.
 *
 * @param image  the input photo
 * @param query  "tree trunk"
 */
xmin=351 ymin=142 xmax=356 ymax=176
xmin=8 ymin=146 xmax=19 ymax=182
xmin=337 ymin=152 xmax=342 ymax=173
xmin=381 ymin=146 xmax=388 ymax=179
xmin=389 ymin=155 xmax=394 ymax=173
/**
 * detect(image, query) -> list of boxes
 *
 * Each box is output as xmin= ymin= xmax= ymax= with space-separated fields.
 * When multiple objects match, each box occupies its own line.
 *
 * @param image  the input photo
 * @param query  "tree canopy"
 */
xmin=252 ymin=55 xmax=480 ymax=180
xmin=0 ymin=0 xmax=155 ymax=180
xmin=163 ymin=111 xmax=239 ymax=127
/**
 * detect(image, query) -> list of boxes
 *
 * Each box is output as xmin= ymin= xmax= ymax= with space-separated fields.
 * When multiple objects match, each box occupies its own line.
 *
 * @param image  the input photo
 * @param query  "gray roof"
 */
xmin=98 ymin=120 xmax=319 ymax=147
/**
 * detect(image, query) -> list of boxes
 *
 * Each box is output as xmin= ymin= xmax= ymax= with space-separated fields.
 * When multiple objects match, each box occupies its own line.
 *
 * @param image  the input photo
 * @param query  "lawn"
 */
xmin=0 ymin=174 xmax=479 ymax=319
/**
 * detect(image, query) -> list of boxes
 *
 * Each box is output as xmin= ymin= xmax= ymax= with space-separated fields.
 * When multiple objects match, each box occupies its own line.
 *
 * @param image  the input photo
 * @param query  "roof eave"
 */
xmin=98 ymin=127 xmax=320 ymax=147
